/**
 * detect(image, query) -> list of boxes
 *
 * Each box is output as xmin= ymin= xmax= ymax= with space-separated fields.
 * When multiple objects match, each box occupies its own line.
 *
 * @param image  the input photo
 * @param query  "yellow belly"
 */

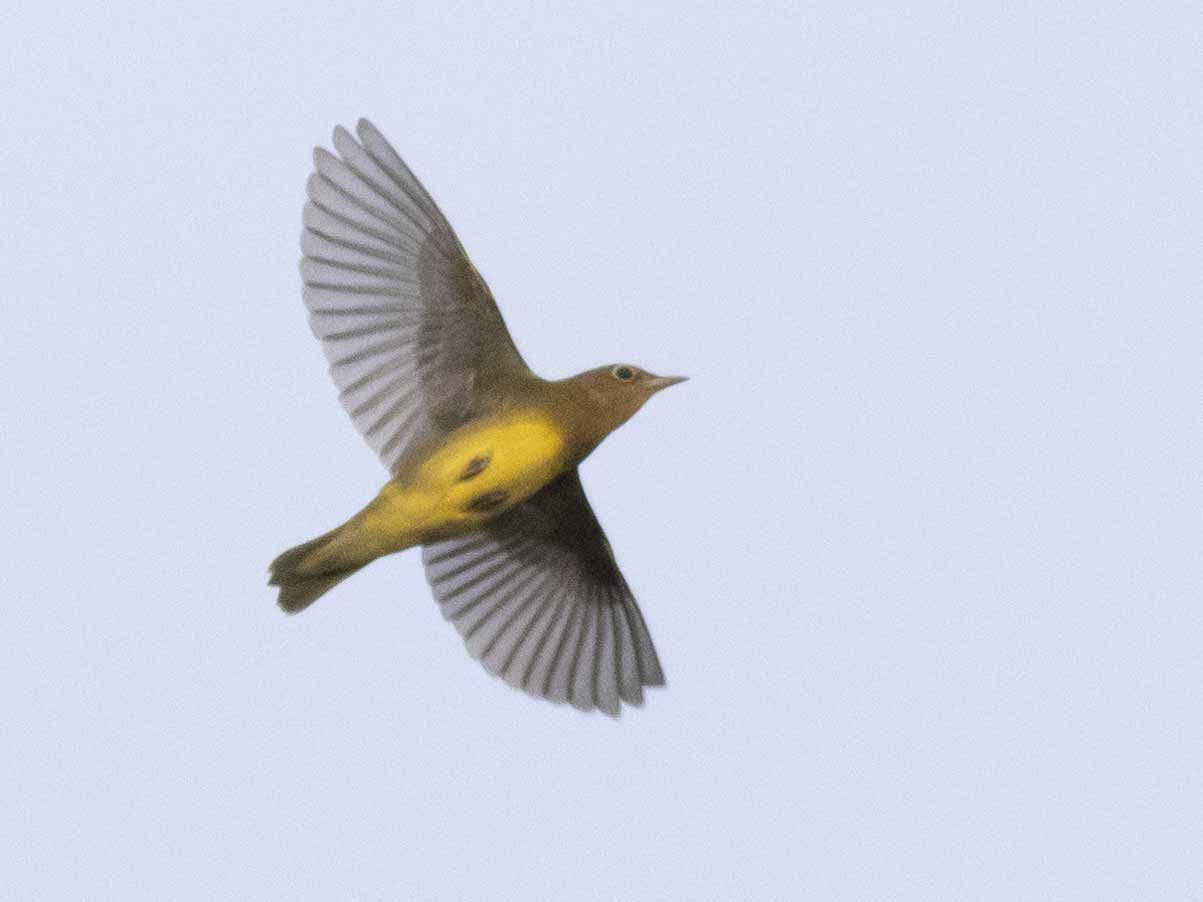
xmin=356 ymin=408 xmax=568 ymax=547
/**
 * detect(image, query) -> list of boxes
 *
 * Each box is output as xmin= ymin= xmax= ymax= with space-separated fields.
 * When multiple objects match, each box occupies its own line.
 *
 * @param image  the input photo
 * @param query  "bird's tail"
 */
xmin=268 ymin=525 xmax=369 ymax=614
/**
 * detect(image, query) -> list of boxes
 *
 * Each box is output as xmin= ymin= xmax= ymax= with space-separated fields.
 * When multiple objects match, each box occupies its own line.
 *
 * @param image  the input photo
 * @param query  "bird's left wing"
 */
xmin=302 ymin=119 xmax=533 ymax=471
xmin=421 ymin=470 xmax=666 ymax=716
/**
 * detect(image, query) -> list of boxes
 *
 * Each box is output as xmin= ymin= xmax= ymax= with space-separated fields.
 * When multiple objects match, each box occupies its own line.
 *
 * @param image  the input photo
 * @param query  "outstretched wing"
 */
xmin=422 ymin=470 xmax=666 ymax=716
xmin=301 ymin=119 xmax=533 ymax=471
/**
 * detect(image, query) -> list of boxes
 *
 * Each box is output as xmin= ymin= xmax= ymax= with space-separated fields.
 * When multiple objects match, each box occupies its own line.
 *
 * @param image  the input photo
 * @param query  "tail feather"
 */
xmin=269 ymin=527 xmax=365 ymax=614
xmin=274 ymin=570 xmax=357 ymax=614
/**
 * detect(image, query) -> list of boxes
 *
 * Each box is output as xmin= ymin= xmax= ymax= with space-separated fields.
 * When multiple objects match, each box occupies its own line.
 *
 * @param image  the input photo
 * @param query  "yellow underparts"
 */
xmin=350 ymin=409 xmax=568 ymax=555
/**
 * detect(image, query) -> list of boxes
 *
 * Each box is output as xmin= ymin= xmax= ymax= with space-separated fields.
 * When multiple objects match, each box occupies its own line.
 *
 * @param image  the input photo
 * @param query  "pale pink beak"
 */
xmin=647 ymin=374 xmax=689 ymax=392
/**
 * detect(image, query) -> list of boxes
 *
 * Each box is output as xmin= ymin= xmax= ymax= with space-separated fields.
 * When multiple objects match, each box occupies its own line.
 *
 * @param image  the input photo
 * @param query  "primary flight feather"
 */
xmin=271 ymin=119 xmax=686 ymax=716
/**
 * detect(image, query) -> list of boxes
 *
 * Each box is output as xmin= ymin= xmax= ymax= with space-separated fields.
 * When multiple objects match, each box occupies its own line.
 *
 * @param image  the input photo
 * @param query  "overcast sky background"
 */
xmin=3 ymin=3 xmax=1201 ymax=899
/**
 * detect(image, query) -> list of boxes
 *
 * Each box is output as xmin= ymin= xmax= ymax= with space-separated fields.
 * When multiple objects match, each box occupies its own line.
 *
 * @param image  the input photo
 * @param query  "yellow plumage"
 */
xmin=277 ymin=409 xmax=569 ymax=592
xmin=357 ymin=409 xmax=568 ymax=549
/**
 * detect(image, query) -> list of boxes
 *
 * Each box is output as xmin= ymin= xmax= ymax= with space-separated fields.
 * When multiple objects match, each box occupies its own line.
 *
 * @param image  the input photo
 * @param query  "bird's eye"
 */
xmin=612 ymin=365 xmax=635 ymax=381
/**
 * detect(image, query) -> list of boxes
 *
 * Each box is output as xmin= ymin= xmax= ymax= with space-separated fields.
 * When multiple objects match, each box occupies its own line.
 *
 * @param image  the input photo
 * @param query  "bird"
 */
xmin=270 ymin=119 xmax=687 ymax=716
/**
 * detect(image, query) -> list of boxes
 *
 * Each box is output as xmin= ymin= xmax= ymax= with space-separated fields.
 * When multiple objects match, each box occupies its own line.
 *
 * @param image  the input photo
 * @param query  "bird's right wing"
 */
xmin=421 ymin=470 xmax=666 ymax=716
xmin=301 ymin=119 xmax=533 ymax=472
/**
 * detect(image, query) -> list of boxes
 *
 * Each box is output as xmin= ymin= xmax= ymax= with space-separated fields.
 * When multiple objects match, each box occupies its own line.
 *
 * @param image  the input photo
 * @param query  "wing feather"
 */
xmin=300 ymin=119 xmax=532 ymax=471
xmin=422 ymin=471 xmax=665 ymax=716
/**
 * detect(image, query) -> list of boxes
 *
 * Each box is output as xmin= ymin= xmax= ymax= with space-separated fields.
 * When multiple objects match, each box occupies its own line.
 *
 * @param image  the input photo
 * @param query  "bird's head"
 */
xmin=564 ymin=364 xmax=688 ymax=455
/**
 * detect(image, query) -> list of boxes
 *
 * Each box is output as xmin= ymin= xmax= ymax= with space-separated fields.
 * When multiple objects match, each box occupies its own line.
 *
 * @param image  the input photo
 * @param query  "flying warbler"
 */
xmin=271 ymin=120 xmax=686 ymax=716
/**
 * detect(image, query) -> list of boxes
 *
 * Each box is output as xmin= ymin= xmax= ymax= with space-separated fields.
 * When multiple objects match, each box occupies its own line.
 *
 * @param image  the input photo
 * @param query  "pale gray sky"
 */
xmin=4 ymin=2 xmax=1201 ymax=899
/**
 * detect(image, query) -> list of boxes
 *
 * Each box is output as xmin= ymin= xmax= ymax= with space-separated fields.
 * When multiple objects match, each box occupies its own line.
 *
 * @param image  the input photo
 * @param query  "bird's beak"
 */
xmin=647 ymin=374 xmax=689 ymax=392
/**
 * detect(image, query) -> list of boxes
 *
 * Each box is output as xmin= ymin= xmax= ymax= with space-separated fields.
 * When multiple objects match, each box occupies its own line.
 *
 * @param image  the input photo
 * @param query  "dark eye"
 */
xmin=612 ymin=365 xmax=635 ymax=381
